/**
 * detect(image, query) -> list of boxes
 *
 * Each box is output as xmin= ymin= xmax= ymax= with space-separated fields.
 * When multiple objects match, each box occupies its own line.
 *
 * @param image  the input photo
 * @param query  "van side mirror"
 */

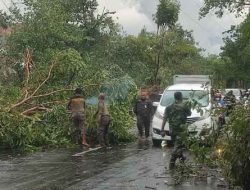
xmin=153 ymin=102 xmax=160 ymax=107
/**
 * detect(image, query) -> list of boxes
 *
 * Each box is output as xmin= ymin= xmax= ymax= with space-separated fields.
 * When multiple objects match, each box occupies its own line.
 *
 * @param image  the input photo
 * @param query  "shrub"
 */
xmin=219 ymin=105 xmax=250 ymax=190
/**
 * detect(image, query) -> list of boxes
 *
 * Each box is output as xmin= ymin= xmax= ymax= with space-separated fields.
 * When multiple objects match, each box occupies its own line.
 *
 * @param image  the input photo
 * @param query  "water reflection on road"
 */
xmin=0 ymin=141 xmax=221 ymax=190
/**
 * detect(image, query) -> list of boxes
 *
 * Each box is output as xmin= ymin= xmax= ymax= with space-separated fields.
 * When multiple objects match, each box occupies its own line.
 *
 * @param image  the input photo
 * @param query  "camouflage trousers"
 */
xmin=169 ymin=135 xmax=186 ymax=170
xmin=72 ymin=112 xmax=86 ymax=144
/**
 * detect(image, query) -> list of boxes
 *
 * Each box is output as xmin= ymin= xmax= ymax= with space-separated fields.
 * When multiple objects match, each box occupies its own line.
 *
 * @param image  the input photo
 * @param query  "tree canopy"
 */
xmin=155 ymin=0 xmax=180 ymax=30
xmin=200 ymin=0 xmax=250 ymax=17
xmin=0 ymin=0 xmax=223 ymax=151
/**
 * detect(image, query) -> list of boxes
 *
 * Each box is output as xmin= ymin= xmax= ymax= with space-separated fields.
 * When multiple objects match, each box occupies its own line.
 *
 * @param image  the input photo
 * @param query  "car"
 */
xmin=152 ymin=93 xmax=162 ymax=114
xmin=151 ymin=82 xmax=217 ymax=146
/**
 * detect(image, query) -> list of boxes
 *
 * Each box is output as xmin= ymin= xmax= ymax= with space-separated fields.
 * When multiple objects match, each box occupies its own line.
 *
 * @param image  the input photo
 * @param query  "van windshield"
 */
xmin=160 ymin=90 xmax=209 ymax=107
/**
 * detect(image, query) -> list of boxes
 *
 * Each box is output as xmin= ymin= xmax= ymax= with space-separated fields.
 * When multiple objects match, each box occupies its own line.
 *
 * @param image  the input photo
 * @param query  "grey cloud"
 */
xmin=178 ymin=0 xmax=242 ymax=55
xmin=135 ymin=0 xmax=158 ymax=19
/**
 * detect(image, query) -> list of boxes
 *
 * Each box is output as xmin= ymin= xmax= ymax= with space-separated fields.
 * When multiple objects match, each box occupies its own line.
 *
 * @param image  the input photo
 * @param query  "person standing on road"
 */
xmin=224 ymin=90 xmax=236 ymax=104
xmin=95 ymin=93 xmax=111 ymax=148
xmin=161 ymin=92 xmax=191 ymax=170
xmin=133 ymin=90 xmax=153 ymax=140
xmin=67 ymin=88 xmax=89 ymax=147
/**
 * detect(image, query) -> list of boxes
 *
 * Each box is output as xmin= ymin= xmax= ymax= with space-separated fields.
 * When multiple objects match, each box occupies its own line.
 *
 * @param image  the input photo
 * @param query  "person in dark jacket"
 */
xmin=133 ymin=91 xmax=153 ymax=140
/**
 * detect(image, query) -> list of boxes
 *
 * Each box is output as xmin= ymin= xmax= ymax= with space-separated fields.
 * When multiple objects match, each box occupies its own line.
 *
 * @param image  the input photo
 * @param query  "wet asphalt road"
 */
xmin=0 ymin=141 xmax=222 ymax=190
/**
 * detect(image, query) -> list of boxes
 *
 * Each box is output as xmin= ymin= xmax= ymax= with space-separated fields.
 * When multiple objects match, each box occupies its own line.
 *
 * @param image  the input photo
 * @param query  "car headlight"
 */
xmin=153 ymin=128 xmax=161 ymax=135
xmin=154 ymin=110 xmax=163 ymax=120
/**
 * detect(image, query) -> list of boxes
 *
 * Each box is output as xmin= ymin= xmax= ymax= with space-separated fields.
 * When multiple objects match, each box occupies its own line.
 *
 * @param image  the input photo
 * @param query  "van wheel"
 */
xmin=152 ymin=139 xmax=161 ymax=147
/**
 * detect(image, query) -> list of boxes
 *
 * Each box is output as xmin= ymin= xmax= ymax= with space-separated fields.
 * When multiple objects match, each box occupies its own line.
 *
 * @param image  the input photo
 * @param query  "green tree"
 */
xmin=155 ymin=0 xmax=180 ymax=31
xmin=7 ymin=0 xmax=116 ymax=62
xmin=220 ymin=14 xmax=250 ymax=87
xmin=219 ymin=106 xmax=250 ymax=190
xmin=200 ymin=0 xmax=250 ymax=17
xmin=0 ymin=10 xmax=11 ymax=29
xmin=0 ymin=0 xmax=137 ymax=152
xmin=153 ymin=0 xmax=180 ymax=83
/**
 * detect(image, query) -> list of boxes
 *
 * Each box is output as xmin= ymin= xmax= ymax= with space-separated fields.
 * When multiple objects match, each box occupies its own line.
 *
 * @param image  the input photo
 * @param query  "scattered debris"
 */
xmin=145 ymin=186 xmax=157 ymax=190
xmin=217 ymin=183 xmax=227 ymax=188
xmin=154 ymin=175 xmax=167 ymax=179
xmin=164 ymin=178 xmax=176 ymax=186
xmin=72 ymin=147 xmax=102 ymax=157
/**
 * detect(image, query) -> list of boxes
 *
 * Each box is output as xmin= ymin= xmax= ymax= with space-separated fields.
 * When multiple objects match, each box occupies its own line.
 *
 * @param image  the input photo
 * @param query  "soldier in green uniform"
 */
xmin=67 ymin=88 xmax=89 ymax=147
xmin=161 ymin=91 xmax=191 ymax=170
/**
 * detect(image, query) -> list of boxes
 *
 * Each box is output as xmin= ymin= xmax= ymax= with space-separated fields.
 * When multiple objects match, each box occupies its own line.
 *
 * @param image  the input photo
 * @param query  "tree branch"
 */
xmin=32 ymin=88 xmax=74 ymax=98
xmin=9 ymin=61 xmax=56 ymax=111
xmin=21 ymin=106 xmax=52 ymax=116
xmin=30 ymin=61 xmax=56 ymax=97
xmin=32 ymin=83 xmax=101 ymax=99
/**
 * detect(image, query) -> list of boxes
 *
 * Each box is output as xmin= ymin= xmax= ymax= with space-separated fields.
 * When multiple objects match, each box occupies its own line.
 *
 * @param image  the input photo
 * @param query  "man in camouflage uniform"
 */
xmin=95 ymin=93 xmax=111 ymax=148
xmin=224 ymin=90 xmax=236 ymax=116
xmin=161 ymin=92 xmax=191 ymax=170
xmin=133 ymin=91 xmax=153 ymax=140
xmin=67 ymin=88 xmax=89 ymax=147
xmin=224 ymin=90 xmax=236 ymax=104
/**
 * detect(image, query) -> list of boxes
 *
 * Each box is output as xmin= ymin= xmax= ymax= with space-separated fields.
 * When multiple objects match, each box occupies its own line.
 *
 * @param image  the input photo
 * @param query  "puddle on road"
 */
xmin=0 ymin=143 xmax=227 ymax=190
xmin=0 ymin=145 xmax=140 ymax=189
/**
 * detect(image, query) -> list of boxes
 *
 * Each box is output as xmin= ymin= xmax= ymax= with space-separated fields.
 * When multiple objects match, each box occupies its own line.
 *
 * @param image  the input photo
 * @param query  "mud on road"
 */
xmin=0 ymin=141 xmax=225 ymax=190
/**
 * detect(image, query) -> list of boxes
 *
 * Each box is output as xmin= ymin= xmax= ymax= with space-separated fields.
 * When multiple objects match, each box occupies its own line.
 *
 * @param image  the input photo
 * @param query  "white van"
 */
xmin=151 ymin=75 xmax=216 ymax=146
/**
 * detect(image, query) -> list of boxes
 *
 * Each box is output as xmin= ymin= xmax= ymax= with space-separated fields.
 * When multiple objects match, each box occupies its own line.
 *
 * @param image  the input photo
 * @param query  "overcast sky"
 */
xmin=0 ymin=0 xmax=244 ymax=55
xmin=98 ymin=0 xmax=244 ymax=55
